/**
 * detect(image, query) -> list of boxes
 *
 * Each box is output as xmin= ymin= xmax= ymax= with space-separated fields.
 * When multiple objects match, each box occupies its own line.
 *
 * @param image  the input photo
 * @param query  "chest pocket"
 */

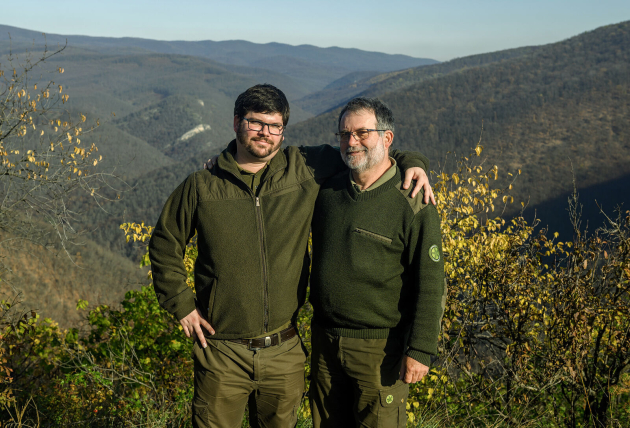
xmin=353 ymin=228 xmax=393 ymax=245
xmin=265 ymin=182 xmax=302 ymax=198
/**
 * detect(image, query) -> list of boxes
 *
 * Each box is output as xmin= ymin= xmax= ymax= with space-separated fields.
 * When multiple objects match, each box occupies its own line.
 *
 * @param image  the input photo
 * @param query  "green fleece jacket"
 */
xmin=148 ymin=140 xmax=429 ymax=339
xmin=310 ymin=166 xmax=446 ymax=366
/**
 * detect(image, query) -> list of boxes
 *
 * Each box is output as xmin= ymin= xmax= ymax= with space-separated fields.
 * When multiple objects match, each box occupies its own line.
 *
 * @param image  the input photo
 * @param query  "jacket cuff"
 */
xmin=164 ymin=287 xmax=197 ymax=321
xmin=406 ymin=348 xmax=432 ymax=367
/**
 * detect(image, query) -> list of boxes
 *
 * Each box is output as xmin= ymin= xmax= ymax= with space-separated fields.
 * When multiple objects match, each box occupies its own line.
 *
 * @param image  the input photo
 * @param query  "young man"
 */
xmin=149 ymin=85 xmax=433 ymax=428
xmin=309 ymin=97 xmax=446 ymax=428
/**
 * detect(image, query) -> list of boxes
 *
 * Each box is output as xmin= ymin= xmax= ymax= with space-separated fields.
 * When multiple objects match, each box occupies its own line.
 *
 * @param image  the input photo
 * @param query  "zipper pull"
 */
xmin=256 ymin=197 xmax=260 ymax=207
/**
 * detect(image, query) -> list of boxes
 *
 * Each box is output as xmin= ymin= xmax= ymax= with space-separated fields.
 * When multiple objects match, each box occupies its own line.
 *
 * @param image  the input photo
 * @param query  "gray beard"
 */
xmin=342 ymin=140 xmax=386 ymax=173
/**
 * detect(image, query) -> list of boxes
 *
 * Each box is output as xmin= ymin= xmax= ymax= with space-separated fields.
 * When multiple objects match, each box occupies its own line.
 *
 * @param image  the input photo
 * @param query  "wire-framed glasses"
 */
xmin=334 ymin=129 xmax=386 ymax=143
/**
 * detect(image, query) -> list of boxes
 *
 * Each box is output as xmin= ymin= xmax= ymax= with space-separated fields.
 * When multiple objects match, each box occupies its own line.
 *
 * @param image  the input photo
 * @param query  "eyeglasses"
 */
xmin=243 ymin=118 xmax=285 ymax=135
xmin=334 ymin=129 xmax=386 ymax=143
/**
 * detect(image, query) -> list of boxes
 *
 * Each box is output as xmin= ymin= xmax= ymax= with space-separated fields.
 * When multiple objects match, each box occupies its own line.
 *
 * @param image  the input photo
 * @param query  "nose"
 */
xmin=258 ymin=124 xmax=271 ymax=136
xmin=347 ymin=132 xmax=360 ymax=145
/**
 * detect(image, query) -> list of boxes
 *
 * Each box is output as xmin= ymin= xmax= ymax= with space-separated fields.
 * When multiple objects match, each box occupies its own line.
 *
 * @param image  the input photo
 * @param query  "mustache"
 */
xmin=251 ymin=137 xmax=274 ymax=144
xmin=344 ymin=147 xmax=367 ymax=154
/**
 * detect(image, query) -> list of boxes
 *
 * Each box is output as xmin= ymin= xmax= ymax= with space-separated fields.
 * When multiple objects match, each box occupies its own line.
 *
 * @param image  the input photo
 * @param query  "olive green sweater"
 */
xmin=310 ymin=167 xmax=446 ymax=366
xmin=149 ymin=140 xmax=429 ymax=339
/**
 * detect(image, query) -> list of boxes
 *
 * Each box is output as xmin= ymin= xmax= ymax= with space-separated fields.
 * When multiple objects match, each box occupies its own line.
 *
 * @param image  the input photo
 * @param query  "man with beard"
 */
xmin=309 ymin=97 xmax=446 ymax=428
xmin=149 ymin=85 xmax=434 ymax=428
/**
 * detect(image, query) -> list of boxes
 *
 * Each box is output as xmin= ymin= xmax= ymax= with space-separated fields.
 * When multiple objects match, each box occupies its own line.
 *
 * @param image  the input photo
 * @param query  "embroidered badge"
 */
xmin=386 ymin=394 xmax=394 ymax=404
xmin=429 ymin=245 xmax=440 ymax=262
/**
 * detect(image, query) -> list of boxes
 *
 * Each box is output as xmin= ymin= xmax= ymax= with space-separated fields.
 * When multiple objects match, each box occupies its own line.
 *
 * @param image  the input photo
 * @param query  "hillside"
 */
xmin=293 ymin=45 xmax=541 ymax=115
xmin=286 ymin=21 xmax=630 ymax=233
xmin=0 ymin=231 xmax=149 ymax=326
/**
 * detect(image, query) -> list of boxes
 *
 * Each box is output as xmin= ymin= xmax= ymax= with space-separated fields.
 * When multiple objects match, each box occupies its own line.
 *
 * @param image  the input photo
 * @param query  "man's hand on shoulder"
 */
xmin=399 ymin=355 xmax=429 ymax=384
xmin=180 ymin=308 xmax=215 ymax=348
xmin=402 ymin=167 xmax=436 ymax=205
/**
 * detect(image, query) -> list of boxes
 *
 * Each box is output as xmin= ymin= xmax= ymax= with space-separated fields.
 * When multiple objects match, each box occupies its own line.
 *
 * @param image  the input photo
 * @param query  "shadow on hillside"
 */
xmin=521 ymin=173 xmax=630 ymax=241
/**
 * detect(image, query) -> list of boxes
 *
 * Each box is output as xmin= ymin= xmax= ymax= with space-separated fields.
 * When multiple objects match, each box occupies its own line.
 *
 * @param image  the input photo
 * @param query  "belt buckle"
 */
xmin=247 ymin=336 xmax=272 ymax=351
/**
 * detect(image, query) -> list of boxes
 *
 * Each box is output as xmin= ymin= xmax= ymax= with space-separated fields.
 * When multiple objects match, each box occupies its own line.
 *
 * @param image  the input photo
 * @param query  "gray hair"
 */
xmin=337 ymin=97 xmax=395 ymax=135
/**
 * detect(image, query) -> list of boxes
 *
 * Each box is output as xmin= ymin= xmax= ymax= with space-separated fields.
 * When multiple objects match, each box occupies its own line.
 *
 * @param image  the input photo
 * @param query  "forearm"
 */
xmin=391 ymin=149 xmax=429 ymax=172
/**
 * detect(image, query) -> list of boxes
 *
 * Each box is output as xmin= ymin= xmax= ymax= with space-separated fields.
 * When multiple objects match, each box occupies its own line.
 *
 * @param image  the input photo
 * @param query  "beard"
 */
xmin=341 ymin=140 xmax=386 ymax=173
xmin=236 ymin=126 xmax=282 ymax=159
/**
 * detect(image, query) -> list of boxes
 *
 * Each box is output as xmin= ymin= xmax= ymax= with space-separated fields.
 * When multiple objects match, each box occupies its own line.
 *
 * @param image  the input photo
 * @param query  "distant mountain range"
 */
xmin=1 ymin=22 xmax=629 ymax=325
xmin=0 ymin=24 xmax=438 ymax=94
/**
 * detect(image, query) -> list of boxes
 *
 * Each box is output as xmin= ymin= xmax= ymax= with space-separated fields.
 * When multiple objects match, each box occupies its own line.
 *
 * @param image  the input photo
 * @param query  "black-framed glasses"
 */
xmin=334 ymin=129 xmax=386 ymax=143
xmin=243 ymin=118 xmax=285 ymax=135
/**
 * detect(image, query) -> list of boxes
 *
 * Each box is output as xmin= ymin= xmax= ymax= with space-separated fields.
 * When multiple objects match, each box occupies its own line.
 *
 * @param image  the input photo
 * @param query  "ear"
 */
xmin=383 ymin=130 xmax=394 ymax=151
xmin=233 ymin=116 xmax=241 ymax=133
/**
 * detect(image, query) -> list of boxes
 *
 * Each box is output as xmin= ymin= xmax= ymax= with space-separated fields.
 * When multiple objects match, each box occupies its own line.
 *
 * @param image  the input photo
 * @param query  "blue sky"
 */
xmin=6 ymin=0 xmax=630 ymax=61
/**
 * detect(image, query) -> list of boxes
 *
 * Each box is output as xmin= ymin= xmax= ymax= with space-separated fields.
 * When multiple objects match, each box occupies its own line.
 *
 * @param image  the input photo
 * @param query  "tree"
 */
xmin=0 ymin=42 xmax=104 ymax=270
xmin=0 ymin=39 xmax=109 ymax=418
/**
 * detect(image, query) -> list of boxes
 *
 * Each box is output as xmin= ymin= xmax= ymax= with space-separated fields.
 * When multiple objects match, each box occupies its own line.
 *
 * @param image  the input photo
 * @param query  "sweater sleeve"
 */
xmin=149 ymin=173 xmax=198 ymax=321
xmin=299 ymin=145 xmax=428 ymax=184
xmin=391 ymin=149 xmax=429 ymax=173
xmin=298 ymin=145 xmax=346 ymax=184
xmin=405 ymin=204 xmax=446 ymax=366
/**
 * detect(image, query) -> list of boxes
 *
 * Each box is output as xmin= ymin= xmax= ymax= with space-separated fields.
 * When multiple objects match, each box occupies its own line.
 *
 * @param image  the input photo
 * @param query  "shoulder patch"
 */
xmin=429 ymin=245 xmax=441 ymax=262
xmin=397 ymin=183 xmax=427 ymax=215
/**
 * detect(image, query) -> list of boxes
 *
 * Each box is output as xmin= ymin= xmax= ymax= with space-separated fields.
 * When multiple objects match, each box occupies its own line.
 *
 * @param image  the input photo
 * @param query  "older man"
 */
xmin=150 ymin=85 xmax=434 ymax=428
xmin=309 ymin=97 xmax=446 ymax=428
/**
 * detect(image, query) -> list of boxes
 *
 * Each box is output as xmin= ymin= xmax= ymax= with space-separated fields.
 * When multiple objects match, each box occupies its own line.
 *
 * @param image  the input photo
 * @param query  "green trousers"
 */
xmin=310 ymin=324 xmax=409 ymax=428
xmin=192 ymin=334 xmax=306 ymax=428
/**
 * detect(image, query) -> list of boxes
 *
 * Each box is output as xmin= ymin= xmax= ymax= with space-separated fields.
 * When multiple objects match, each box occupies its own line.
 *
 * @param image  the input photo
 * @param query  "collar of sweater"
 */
xmin=346 ymin=165 xmax=402 ymax=202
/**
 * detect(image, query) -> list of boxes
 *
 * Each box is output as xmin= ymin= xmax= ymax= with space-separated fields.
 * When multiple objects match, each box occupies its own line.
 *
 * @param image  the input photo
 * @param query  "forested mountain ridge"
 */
xmin=293 ymin=45 xmax=542 ymax=115
xmin=286 ymin=21 xmax=630 ymax=228
xmin=18 ymin=48 xmax=315 ymax=179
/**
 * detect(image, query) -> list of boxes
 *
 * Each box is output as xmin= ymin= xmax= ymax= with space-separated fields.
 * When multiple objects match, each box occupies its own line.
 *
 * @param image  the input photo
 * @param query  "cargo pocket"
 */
xmin=378 ymin=382 xmax=409 ymax=428
xmin=192 ymin=396 xmax=209 ymax=428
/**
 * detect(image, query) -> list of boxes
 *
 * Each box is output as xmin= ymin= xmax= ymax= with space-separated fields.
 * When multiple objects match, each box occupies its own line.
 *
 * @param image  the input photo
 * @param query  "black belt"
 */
xmin=228 ymin=325 xmax=297 ymax=350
